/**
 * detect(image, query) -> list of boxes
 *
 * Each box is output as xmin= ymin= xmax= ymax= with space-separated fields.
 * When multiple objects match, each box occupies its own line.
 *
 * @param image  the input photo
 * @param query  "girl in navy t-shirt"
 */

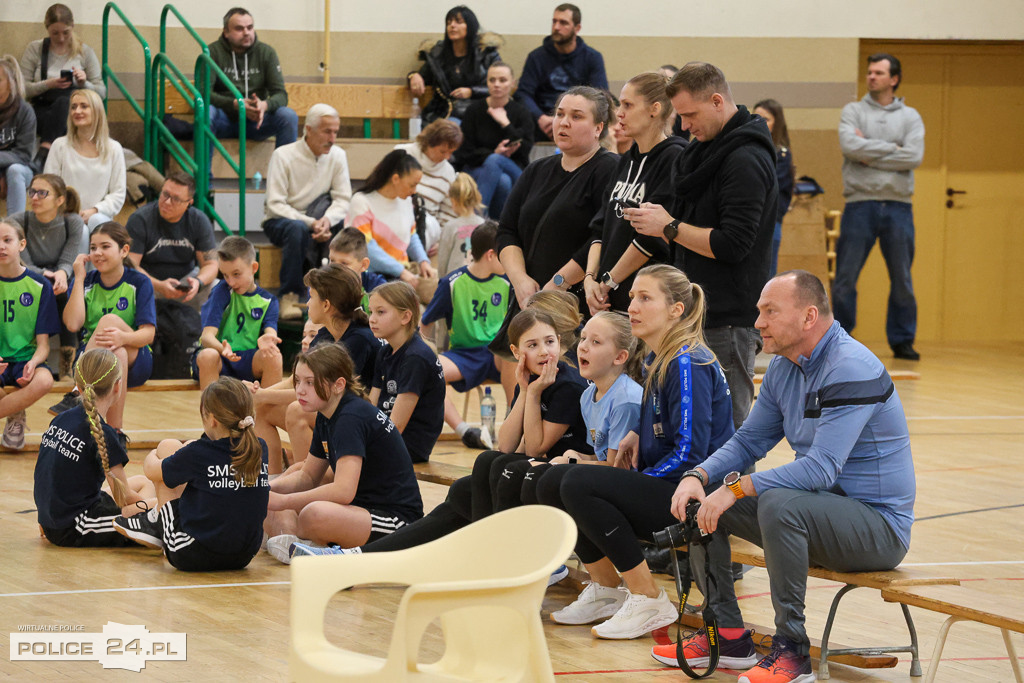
xmin=367 ymin=281 xmax=445 ymax=463
xmin=113 ymin=376 xmax=270 ymax=571
xmin=34 ymin=348 xmax=153 ymax=546
xmin=252 ymin=263 xmax=379 ymax=472
xmin=264 ymin=343 xmax=423 ymax=563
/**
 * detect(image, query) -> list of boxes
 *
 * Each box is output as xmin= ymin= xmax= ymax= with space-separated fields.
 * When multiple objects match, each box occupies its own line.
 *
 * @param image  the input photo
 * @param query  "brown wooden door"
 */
xmin=854 ymin=41 xmax=1024 ymax=342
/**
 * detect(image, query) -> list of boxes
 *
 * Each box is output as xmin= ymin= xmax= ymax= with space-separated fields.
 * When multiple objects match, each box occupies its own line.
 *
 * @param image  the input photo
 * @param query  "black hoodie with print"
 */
xmin=590 ymin=135 xmax=688 ymax=311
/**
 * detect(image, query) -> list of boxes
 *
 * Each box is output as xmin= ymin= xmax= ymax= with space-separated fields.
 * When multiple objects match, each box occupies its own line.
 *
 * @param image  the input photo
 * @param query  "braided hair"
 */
xmin=74 ymin=349 xmax=126 ymax=505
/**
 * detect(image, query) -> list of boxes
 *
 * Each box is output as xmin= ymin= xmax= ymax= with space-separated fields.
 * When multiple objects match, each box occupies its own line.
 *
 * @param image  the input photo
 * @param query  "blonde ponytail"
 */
xmin=75 ymin=349 xmax=126 ymax=505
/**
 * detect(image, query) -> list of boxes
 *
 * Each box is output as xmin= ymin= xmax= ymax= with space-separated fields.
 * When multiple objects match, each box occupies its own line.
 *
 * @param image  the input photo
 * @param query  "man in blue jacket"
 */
xmin=656 ymin=270 xmax=916 ymax=683
xmin=517 ymin=3 xmax=608 ymax=140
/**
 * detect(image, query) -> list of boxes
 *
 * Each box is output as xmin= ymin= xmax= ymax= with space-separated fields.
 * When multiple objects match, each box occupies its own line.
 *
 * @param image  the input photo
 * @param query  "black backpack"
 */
xmin=151 ymin=299 xmax=202 ymax=379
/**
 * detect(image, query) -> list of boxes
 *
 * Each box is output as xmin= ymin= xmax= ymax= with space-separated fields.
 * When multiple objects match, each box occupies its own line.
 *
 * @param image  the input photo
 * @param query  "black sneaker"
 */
xmin=49 ymin=391 xmax=81 ymax=416
xmin=461 ymin=427 xmax=488 ymax=450
xmin=113 ymin=507 xmax=164 ymax=549
xmin=891 ymin=342 xmax=920 ymax=361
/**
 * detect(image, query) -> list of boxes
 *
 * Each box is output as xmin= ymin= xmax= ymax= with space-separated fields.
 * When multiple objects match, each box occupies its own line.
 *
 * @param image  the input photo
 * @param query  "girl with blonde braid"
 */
xmin=114 ymin=377 xmax=270 ymax=571
xmin=33 ymin=348 xmax=153 ymax=547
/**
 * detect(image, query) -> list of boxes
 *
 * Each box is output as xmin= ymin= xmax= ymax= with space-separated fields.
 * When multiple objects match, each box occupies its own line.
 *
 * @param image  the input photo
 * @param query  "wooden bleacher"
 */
xmin=165 ymin=82 xmax=433 ymax=179
xmin=2 ymin=378 xmax=199 ymax=395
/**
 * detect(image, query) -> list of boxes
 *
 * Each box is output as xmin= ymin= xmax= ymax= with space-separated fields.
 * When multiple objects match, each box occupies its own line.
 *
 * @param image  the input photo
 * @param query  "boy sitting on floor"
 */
xmin=193 ymin=236 xmax=283 ymax=390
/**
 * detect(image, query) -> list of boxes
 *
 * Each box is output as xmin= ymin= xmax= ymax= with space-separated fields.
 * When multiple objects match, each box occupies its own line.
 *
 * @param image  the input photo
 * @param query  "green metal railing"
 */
xmin=101 ymin=2 xmax=250 ymax=235
xmin=158 ymin=4 xmax=247 ymax=235
xmin=101 ymin=3 xmax=152 ymax=161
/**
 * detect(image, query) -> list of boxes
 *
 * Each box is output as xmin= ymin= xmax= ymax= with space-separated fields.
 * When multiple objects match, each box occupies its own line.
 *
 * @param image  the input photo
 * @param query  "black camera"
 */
xmin=652 ymin=500 xmax=710 ymax=549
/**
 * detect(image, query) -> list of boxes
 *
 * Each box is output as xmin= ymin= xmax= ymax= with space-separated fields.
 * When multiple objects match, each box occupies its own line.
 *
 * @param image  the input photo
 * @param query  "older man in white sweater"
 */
xmin=262 ymin=103 xmax=352 ymax=318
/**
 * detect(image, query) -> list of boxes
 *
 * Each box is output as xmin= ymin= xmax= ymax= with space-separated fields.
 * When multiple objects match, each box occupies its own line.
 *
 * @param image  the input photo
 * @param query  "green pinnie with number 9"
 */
xmin=193 ymin=236 xmax=283 ymax=391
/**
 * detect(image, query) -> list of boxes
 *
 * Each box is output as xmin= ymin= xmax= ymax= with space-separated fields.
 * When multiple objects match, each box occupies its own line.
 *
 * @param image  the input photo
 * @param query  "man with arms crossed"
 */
xmin=655 ymin=270 xmax=915 ymax=683
xmin=833 ymin=53 xmax=925 ymax=361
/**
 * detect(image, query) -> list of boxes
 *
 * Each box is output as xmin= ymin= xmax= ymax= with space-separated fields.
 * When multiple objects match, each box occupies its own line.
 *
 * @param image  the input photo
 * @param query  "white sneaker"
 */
xmin=278 ymin=292 xmax=303 ymax=320
xmin=548 ymin=564 xmax=569 ymax=586
xmin=551 ymin=582 xmax=626 ymax=625
xmin=2 ymin=410 xmax=27 ymax=450
xmin=591 ymin=587 xmax=678 ymax=640
xmin=267 ymin=534 xmax=314 ymax=564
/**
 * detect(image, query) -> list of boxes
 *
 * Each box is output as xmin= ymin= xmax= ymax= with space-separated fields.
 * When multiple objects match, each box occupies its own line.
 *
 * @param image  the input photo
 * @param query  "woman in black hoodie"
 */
xmin=407 ymin=6 xmax=503 ymax=124
xmin=583 ymin=72 xmax=687 ymax=313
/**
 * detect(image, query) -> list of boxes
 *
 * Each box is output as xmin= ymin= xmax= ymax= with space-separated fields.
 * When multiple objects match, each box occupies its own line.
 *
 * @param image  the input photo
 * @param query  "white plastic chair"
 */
xmin=289 ymin=506 xmax=577 ymax=682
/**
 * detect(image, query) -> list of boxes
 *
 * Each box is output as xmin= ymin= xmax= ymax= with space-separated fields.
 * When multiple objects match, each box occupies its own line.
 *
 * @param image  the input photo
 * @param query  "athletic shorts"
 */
xmin=443 ymin=346 xmax=500 ymax=392
xmin=75 ymin=345 xmax=152 ymax=388
xmin=40 ymin=491 xmax=137 ymax=548
xmin=366 ymin=508 xmax=416 ymax=544
xmin=0 ymin=361 xmax=47 ymax=387
xmin=190 ymin=348 xmax=258 ymax=383
xmin=159 ymin=498 xmax=259 ymax=572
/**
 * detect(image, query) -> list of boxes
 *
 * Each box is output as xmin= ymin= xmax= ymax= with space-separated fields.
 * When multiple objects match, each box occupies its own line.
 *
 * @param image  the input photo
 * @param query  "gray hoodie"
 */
xmin=839 ymin=94 xmax=924 ymax=203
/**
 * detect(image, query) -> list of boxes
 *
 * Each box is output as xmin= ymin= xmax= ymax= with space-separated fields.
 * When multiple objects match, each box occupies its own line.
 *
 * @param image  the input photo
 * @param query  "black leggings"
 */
xmin=362 ymin=449 xmax=529 ymax=553
xmin=556 ymin=466 xmax=679 ymax=572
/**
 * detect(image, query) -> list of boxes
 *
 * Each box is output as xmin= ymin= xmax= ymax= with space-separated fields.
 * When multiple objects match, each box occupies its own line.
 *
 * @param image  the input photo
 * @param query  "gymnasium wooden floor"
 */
xmin=1 ymin=341 xmax=1021 ymax=681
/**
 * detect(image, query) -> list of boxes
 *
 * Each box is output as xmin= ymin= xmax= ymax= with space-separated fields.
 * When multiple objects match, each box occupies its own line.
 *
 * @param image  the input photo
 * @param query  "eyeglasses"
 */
xmin=28 ymin=188 xmax=51 ymax=198
xmin=159 ymin=190 xmax=190 ymax=205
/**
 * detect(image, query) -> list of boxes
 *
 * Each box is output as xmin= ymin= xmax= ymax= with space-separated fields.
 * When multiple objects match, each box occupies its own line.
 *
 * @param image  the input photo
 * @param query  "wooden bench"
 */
xmin=412 ymin=460 xmax=471 ymax=487
xmin=2 ymin=378 xmax=199 ymax=395
xmin=726 ymin=538 xmax=959 ymax=679
xmin=882 ymin=584 xmax=1024 ymax=683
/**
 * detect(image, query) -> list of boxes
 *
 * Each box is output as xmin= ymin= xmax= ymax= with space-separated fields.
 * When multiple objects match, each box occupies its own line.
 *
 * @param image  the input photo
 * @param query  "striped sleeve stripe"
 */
xmin=647 ymin=353 xmax=694 ymax=478
xmin=160 ymin=503 xmax=196 ymax=551
xmin=803 ymin=371 xmax=895 ymax=418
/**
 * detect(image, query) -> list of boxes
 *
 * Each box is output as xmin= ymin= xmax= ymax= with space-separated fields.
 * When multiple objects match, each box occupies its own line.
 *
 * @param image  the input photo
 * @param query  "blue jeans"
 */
xmin=209 ymin=105 xmax=298 ymax=147
xmin=832 ymin=200 xmax=917 ymax=346
xmin=262 ymin=217 xmax=310 ymax=295
xmin=769 ymin=220 xmax=782 ymax=277
xmin=467 ymin=154 xmax=522 ymax=219
xmin=4 ymin=163 xmax=33 ymax=215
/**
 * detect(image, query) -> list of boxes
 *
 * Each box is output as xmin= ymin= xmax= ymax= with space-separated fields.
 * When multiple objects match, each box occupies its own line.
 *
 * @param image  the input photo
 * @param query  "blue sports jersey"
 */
xmin=580 ymin=373 xmax=643 ymax=461
xmin=372 ymin=334 xmax=445 ymax=463
xmin=510 ymin=361 xmax=593 ymax=459
xmin=310 ymin=392 xmax=423 ymax=522
xmin=34 ymin=406 xmax=129 ymax=529
xmin=161 ymin=435 xmax=270 ymax=556
xmin=638 ymin=347 xmax=734 ymax=483
xmin=200 ymin=281 xmax=279 ymax=351
xmin=421 ymin=266 xmax=510 ymax=349
xmin=310 ymin=323 xmax=384 ymax=388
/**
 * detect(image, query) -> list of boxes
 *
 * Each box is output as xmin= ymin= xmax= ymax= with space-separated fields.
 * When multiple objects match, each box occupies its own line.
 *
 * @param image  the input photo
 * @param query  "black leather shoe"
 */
xmin=892 ymin=342 xmax=920 ymax=361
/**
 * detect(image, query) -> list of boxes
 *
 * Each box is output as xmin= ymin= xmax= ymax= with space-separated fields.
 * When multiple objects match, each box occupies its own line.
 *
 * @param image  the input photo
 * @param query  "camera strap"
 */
xmin=670 ymin=545 xmax=720 ymax=679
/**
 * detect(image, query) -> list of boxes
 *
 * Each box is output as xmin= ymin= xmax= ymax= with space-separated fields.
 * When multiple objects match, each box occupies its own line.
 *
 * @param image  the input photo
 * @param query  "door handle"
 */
xmin=946 ymin=188 xmax=967 ymax=196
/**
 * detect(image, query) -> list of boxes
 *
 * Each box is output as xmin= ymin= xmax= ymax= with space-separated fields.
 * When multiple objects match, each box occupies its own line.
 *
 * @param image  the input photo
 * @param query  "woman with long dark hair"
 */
xmin=753 ymin=98 xmax=794 ymax=276
xmin=407 ymin=6 xmax=503 ymax=124
xmin=346 ymin=150 xmax=436 ymax=287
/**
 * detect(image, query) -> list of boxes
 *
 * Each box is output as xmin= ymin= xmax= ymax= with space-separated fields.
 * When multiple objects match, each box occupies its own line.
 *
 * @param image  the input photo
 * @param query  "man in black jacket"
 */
xmin=627 ymin=62 xmax=777 ymax=428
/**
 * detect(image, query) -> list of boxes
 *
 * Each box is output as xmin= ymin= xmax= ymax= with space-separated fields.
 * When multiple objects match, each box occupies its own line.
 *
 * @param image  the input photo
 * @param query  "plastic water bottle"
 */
xmin=409 ymin=98 xmax=422 ymax=138
xmin=252 ymin=171 xmax=262 ymax=189
xmin=480 ymin=386 xmax=496 ymax=437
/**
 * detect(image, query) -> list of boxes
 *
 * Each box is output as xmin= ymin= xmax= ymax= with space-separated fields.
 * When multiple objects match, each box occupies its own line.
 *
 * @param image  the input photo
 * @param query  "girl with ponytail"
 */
xmin=113 ymin=376 xmax=270 ymax=571
xmin=33 ymin=348 xmax=153 ymax=547
xmin=545 ymin=264 xmax=736 ymax=641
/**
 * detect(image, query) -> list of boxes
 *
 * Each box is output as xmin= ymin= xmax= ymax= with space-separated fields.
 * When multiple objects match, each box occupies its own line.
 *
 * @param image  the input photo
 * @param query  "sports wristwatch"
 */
xmin=724 ymin=471 xmax=745 ymax=499
xmin=663 ymin=218 xmax=681 ymax=243
xmin=600 ymin=272 xmax=619 ymax=290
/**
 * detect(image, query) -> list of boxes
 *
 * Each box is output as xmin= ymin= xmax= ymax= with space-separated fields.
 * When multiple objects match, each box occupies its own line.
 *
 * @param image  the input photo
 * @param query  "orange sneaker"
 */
xmin=737 ymin=637 xmax=815 ymax=683
xmin=651 ymin=628 xmax=760 ymax=669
